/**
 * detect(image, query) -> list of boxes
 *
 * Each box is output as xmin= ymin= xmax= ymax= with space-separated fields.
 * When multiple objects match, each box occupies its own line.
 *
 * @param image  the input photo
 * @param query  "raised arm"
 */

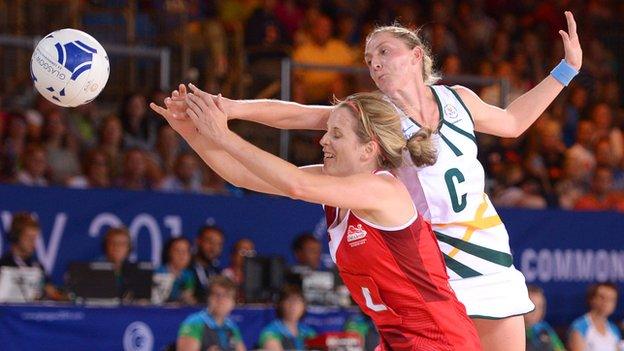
xmin=150 ymin=91 xmax=285 ymax=196
xmin=169 ymin=84 xmax=331 ymax=131
xmin=223 ymin=96 xmax=331 ymax=130
xmin=185 ymin=90 xmax=407 ymax=212
xmin=455 ymin=11 xmax=582 ymax=138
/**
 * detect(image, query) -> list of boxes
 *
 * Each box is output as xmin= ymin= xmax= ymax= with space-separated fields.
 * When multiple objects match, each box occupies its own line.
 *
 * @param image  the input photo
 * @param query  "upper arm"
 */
xmin=176 ymin=336 xmax=200 ymax=351
xmin=289 ymin=169 xmax=405 ymax=212
xmin=567 ymin=330 xmax=586 ymax=351
xmin=452 ymin=85 xmax=519 ymax=137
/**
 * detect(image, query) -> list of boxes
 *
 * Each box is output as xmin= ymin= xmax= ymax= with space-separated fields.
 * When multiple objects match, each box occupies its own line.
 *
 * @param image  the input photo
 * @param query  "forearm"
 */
xmin=226 ymin=98 xmax=331 ymax=130
xmin=220 ymin=131 xmax=305 ymax=198
xmin=505 ymin=75 xmax=564 ymax=134
xmin=185 ymin=134 xmax=285 ymax=196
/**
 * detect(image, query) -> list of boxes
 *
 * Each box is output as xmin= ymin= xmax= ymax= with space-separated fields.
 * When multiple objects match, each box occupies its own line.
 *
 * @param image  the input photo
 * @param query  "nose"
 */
xmin=319 ymin=132 xmax=329 ymax=147
xmin=370 ymin=56 xmax=382 ymax=71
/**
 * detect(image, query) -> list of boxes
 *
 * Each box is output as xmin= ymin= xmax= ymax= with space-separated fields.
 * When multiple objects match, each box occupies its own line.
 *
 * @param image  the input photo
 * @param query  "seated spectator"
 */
xmin=97 ymin=115 xmax=124 ymax=178
xmin=0 ymin=212 xmax=64 ymax=300
xmin=1 ymin=113 xmax=27 ymax=179
xmin=344 ymin=313 xmax=379 ymax=351
xmin=568 ymin=283 xmax=621 ymax=351
xmin=156 ymin=237 xmax=196 ymax=305
xmin=258 ymin=287 xmax=316 ymax=350
xmin=192 ymin=225 xmax=225 ymax=302
xmin=525 ymin=285 xmax=565 ymax=351
xmin=115 ymin=148 xmax=155 ymax=190
xmin=574 ymin=167 xmax=624 ymax=211
xmin=290 ymin=233 xmax=323 ymax=275
xmin=15 ymin=144 xmax=48 ymax=187
xmin=201 ymin=164 xmax=244 ymax=196
xmin=120 ymin=92 xmax=157 ymax=150
xmin=98 ymin=227 xmax=134 ymax=298
xmin=292 ymin=15 xmax=355 ymax=104
xmin=66 ymin=148 xmax=111 ymax=188
xmin=177 ymin=276 xmax=245 ymax=351
xmin=222 ymin=238 xmax=256 ymax=289
xmin=42 ymin=111 xmax=80 ymax=184
xmin=159 ymin=153 xmax=203 ymax=193
xmin=150 ymin=125 xmax=182 ymax=176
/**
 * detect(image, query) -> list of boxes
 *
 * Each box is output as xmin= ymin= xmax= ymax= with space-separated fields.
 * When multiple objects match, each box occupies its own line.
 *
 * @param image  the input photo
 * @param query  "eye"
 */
xmin=381 ymin=48 xmax=388 ymax=55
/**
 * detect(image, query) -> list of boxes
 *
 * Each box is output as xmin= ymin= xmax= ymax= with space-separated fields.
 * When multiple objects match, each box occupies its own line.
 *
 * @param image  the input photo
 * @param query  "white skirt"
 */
xmin=449 ymin=267 xmax=535 ymax=319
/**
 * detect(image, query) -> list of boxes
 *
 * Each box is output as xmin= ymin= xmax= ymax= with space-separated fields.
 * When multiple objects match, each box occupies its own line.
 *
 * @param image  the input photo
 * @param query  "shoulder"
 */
xmin=608 ymin=320 xmax=622 ymax=339
xmin=448 ymin=85 xmax=480 ymax=103
xmin=570 ymin=315 xmax=590 ymax=336
xmin=178 ymin=311 xmax=206 ymax=339
xmin=299 ymin=323 xmax=317 ymax=337
xmin=224 ymin=317 xmax=243 ymax=340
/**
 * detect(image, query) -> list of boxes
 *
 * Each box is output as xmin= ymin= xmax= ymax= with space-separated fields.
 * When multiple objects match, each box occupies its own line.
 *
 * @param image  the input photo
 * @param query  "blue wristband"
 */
xmin=550 ymin=59 xmax=578 ymax=86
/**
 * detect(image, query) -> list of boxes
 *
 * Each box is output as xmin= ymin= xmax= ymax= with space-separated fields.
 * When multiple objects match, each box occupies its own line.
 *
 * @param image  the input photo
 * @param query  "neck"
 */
xmin=209 ymin=308 xmax=225 ymax=325
xmin=389 ymin=81 xmax=437 ymax=127
xmin=11 ymin=247 xmax=28 ymax=261
xmin=168 ymin=264 xmax=182 ymax=275
xmin=283 ymin=319 xmax=298 ymax=333
xmin=589 ymin=310 xmax=607 ymax=324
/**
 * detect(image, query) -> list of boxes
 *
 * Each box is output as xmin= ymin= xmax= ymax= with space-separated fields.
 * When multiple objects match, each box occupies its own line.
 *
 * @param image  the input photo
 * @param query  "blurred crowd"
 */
xmin=2 ymin=211 xmax=623 ymax=350
xmin=2 ymin=0 xmax=624 ymax=212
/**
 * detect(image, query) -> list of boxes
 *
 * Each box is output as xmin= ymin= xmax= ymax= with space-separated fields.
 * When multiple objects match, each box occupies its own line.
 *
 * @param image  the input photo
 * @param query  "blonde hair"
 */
xmin=366 ymin=24 xmax=441 ymax=85
xmin=335 ymin=92 xmax=437 ymax=168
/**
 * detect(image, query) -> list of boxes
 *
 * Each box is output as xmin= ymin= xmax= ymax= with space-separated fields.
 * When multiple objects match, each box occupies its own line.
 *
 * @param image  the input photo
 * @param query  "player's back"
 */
xmin=325 ymin=204 xmax=481 ymax=350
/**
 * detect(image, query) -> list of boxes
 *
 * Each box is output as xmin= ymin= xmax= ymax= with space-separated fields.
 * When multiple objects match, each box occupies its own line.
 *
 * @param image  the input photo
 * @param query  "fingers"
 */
xmin=565 ymin=11 xmax=577 ymax=38
xmin=149 ymin=102 xmax=169 ymax=118
xmin=559 ymin=30 xmax=570 ymax=43
xmin=179 ymin=83 xmax=187 ymax=95
xmin=185 ymin=94 xmax=203 ymax=116
xmin=214 ymin=94 xmax=226 ymax=113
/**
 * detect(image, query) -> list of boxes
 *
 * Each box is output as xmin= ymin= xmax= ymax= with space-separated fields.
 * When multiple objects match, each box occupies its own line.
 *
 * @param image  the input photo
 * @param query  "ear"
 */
xmin=411 ymin=46 xmax=423 ymax=65
xmin=361 ymin=140 xmax=379 ymax=162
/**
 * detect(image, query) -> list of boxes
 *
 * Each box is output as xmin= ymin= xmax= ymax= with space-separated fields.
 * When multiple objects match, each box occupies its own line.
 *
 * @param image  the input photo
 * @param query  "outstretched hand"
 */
xmin=185 ymin=83 xmax=230 ymax=145
xmin=149 ymin=85 xmax=198 ymax=139
xmin=560 ymin=11 xmax=582 ymax=70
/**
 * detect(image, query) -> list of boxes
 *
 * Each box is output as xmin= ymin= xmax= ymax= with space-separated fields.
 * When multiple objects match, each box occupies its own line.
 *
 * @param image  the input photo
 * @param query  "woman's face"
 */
xmin=319 ymin=107 xmax=370 ymax=177
xmin=101 ymin=118 xmax=122 ymax=146
xmin=280 ymin=294 xmax=306 ymax=322
xmin=169 ymin=240 xmax=191 ymax=271
xmin=365 ymin=32 xmax=420 ymax=96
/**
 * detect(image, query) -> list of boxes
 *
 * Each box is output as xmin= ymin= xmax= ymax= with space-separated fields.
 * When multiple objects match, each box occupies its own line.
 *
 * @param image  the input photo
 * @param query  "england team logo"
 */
xmin=347 ymin=224 xmax=367 ymax=247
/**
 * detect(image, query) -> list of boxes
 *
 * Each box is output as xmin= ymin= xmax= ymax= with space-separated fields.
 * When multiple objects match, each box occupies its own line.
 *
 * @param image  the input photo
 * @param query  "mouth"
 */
xmin=323 ymin=152 xmax=335 ymax=160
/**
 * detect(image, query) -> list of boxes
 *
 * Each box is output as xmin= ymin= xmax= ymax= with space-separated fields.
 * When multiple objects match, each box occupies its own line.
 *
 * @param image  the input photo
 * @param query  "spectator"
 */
xmin=590 ymin=103 xmax=623 ymax=166
xmin=292 ymin=15 xmax=355 ymax=104
xmin=290 ymin=233 xmax=322 ymax=275
xmin=176 ymin=276 xmax=245 ymax=351
xmin=67 ymin=102 xmax=100 ymax=149
xmin=574 ymin=167 xmax=624 ymax=211
xmin=0 ymin=212 xmax=65 ymax=300
xmin=566 ymin=120 xmax=597 ymax=184
xmin=1 ymin=114 xmax=28 ymax=179
xmin=115 ymin=148 xmax=155 ymax=190
xmin=159 ymin=153 xmax=202 ymax=193
xmin=150 ymin=125 xmax=182 ymax=176
xmin=156 ymin=237 xmax=197 ymax=305
xmin=42 ymin=111 xmax=80 ymax=184
xmin=568 ymin=283 xmax=621 ymax=351
xmin=201 ymin=164 xmax=243 ymax=196
xmin=258 ymin=287 xmax=316 ymax=350
xmin=66 ymin=148 xmax=111 ymax=189
xmin=98 ymin=227 xmax=133 ymax=299
xmin=222 ymin=238 xmax=256 ymax=294
xmin=120 ymin=92 xmax=157 ymax=150
xmin=192 ymin=225 xmax=225 ymax=301
xmin=525 ymin=285 xmax=565 ymax=351
xmin=97 ymin=115 xmax=124 ymax=178
xmin=15 ymin=144 xmax=48 ymax=186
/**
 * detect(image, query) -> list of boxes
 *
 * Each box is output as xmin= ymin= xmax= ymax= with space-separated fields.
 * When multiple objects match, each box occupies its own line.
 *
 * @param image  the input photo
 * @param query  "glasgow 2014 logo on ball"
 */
xmin=123 ymin=321 xmax=154 ymax=351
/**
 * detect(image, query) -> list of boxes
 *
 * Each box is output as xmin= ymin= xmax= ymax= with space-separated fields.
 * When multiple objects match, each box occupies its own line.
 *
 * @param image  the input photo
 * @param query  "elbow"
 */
xmin=283 ymin=177 xmax=309 ymax=201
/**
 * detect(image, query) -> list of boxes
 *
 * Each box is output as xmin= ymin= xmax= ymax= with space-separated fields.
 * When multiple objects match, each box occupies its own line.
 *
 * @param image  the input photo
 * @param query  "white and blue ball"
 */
xmin=30 ymin=28 xmax=109 ymax=107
